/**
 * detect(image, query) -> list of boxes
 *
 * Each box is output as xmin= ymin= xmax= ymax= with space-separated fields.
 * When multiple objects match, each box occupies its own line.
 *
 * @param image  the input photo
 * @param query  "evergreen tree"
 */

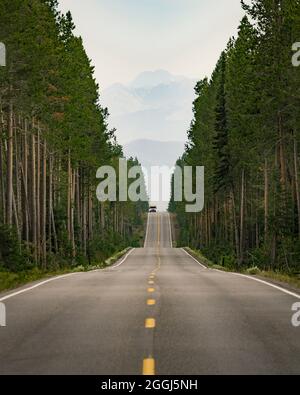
xmin=0 ymin=0 xmax=148 ymax=271
xmin=171 ymin=0 xmax=300 ymax=272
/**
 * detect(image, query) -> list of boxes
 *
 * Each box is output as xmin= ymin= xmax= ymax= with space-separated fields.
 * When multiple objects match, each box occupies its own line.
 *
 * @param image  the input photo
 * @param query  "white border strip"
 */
xmin=181 ymin=247 xmax=300 ymax=299
xmin=168 ymin=213 xmax=173 ymax=248
xmin=181 ymin=248 xmax=207 ymax=269
xmin=144 ymin=213 xmax=150 ymax=248
xmin=109 ymin=248 xmax=135 ymax=270
xmin=213 ymin=269 xmax=300 ymax=300
xmin=0 ymin=249 xmax=136 ymax=302
xmin=230 ymin=272 xmax=300 ymax=300
xmin=0 ymin=272 xmax=82 ymax=302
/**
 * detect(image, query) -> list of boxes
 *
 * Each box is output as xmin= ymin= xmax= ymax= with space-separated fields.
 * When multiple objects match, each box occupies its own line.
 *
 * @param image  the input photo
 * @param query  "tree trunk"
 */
xmin=101 ymin=202 xmax=105 ymax=231
xmin=67 ymin=151 xmax=72 ymax=244
xmin=71 ymin=168 xmax=76 ymax=257
xmin=14 ymin=118 xmax=21 ymax=236
xmin=293 ymin=136 xmax=300 ymax=239
xmin=31 ymin=132 xmax=37 ymax=263
xmin=36 ymin=126 xmax=41 ymax=264
xmin=240 ymin=170 xmax=245 ymax=264
xmin=42 ymin=140 xmax=47 ymax=268
xmin=264 ymin=158 xmax=269 ymax=241
xmin=0 ymin=105 xmax=6 ymax=224
xmin=278 ymin=113 xmax=287 ymax=192
xmin=48 ymin=153 xmax=53 ymax=253
xmin=6 ymin=98 xmax=13 ymax=225
xmin=231 ymin=189 xmax=240 ymax=263
xmin=23 ymin=119 xmax=29 ymax=244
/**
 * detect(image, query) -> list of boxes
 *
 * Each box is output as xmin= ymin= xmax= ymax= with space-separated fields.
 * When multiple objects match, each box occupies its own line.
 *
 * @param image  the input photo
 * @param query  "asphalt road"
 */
xmin=0 ymin=212 xmax=300 ymax=375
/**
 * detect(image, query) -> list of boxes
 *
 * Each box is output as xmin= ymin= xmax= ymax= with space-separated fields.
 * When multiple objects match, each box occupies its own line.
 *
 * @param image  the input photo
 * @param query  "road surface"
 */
xmin=0 ymin=213 xmax=300 ymax=375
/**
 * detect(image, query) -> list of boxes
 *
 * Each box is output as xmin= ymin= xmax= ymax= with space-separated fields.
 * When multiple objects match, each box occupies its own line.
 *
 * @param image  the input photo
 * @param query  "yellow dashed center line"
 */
xmin=145 ymin=318 xmax=156 ymax=329
xmin=143 ymin=358 xmax=155 ymax=375
xmin=147 ymin=299 xmax=156 ymax=306
xmin=142 ymin=214 xmax=162 ymax=376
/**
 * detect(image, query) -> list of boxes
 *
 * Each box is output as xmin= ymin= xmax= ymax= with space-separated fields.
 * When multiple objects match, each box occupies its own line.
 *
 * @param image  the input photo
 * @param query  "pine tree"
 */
xmin=0 ymin=0 xmax=148 ymax=271
xmin=213 ymin=51 xmax=231 ymax=193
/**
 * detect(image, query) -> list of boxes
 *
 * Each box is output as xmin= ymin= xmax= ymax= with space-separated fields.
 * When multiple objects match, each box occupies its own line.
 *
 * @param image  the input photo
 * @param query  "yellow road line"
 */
xmin=147 ymin=299 xmax=156 ymax=306
xmin=145 ymin=318 xmax=156 ymax=328
xmin=142 ymin=215 xmax=160 ymax=377
xmin=143 ymin=358 xmax=155 ymax=375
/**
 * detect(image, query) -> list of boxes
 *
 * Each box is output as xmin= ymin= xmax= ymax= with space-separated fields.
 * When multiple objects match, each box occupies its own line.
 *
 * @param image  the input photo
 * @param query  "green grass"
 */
xmin=0 ymin=247 xmax=132 ymax=293
xmin=246 ymin=266 xmax=261 ymax=275
xmin=258 ymin=270 xmax=300 ymax=290
xmin=184 ymin=247 xmax=300 ymax=290
xmin=184 ymin=247 xmax=213 ymax=268
xmin=185 ymin=247 xmax=232 ymax=271
xmin=0 ymin=269 xmax=73 ymax=293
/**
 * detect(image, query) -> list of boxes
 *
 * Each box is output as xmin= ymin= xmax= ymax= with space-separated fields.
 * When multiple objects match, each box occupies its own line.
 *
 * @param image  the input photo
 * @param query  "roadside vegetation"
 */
xmin=184 ymin=247 xmax=300 ymax=290
xmin=170 ymin=0 xmax=300 ymax=280
xmin=0 ymin=247 xmax=132 ymax=293
xmin=0 ymin=0 xmax=148 ymax=288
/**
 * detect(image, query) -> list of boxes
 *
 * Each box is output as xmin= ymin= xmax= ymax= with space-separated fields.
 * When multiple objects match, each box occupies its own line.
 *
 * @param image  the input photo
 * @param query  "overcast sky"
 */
xmin=58 ymin=0 xmax=245 ymax=89
xmin=57 ymin=1 xmax=245 ymax=210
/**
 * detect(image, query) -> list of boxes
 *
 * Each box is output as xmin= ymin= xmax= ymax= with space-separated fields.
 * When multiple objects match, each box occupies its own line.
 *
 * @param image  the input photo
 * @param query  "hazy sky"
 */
xmin=59 ymin=0 xmax=245 ymax=89
xmin=58 ymin=0 xmax=245 ymax=210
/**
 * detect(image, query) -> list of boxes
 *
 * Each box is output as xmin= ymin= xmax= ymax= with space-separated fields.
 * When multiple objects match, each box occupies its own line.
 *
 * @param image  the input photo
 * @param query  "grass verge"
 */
xmin=0 ymin=247 xmax=132 ymax=293
xmin=184 ymin=247 xmax=231 ymax=271
xmin=257 ymin=270 xmax=300 ymax=290
xmin=184 ymin=247 xmax=300 ymax=291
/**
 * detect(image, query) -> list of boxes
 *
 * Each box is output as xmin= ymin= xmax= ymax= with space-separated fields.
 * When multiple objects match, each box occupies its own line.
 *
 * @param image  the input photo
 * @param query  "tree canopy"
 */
xmin=170 ymin=0 xmax=300 ymax=272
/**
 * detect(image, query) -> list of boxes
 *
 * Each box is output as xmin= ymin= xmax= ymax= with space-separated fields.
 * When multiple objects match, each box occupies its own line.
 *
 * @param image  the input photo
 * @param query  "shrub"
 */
xmin=246 ymin=266 xmax=261 ymax=275
xmin=0 ymin=225 xmax=32 ymax=272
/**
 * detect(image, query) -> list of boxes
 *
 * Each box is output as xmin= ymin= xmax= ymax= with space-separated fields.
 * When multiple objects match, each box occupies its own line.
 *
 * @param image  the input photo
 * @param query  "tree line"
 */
xmin=170 ymin=0 xmax=300 ymax=272
xmin=0 ymin=0 xmax=147 ymax=272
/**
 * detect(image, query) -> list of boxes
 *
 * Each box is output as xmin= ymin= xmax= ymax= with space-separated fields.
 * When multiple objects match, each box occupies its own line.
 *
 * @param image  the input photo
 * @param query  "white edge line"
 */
xmin=168 ymin=213 xmax=173 ymax=248
xmin=181 ymin=248 xmax=207 ymax=269
xmin=181 ymin=248 xmax=300 ymax=300
xmin=0 ymin=248 xmax=136 ymax=302
xmin=109 ymin=248 xmax=135 ymax=270
xmin=213 ymin=269 xmax=300 ymax=300
xmin=0 ymin=272 xmax=82 ymax=302
xmin=144 ymin=213 xmax=150 ymax=248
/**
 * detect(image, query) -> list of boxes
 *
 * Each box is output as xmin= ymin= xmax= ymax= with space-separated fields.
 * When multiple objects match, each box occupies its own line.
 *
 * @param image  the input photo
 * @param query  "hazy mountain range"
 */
xmin=100 ymin=70 xmax=196 ymax=210
xmin=101 ymin=70 xmax=196 ymax=145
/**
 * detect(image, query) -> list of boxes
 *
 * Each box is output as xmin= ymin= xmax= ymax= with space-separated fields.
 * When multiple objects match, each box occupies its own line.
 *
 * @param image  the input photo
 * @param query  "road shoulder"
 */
xmin=183 ymin=246 xmax=300 ymax=295
xmin=0 ymin=247 xmax=133 ymax=299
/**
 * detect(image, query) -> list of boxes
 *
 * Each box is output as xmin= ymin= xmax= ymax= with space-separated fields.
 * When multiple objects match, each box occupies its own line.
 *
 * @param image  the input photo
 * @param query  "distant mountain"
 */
xmin=124 ymin=139 xmax=185 ymax=168
xmin=101 ymin=70 xmax=196 ymax=144
xmin=102 ymin=83 xmax=143 ymax=116
xmin=129 ymin=69 xmax=186 ymax=89
xmin=101 ymin=70 xmax=195 ymax=211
